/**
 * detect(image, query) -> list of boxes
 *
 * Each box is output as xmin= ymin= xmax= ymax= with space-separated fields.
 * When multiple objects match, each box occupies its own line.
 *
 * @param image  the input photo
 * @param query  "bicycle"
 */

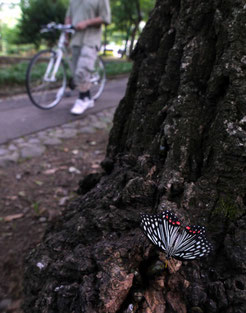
xmin=26 ymin=22 xmax=106 ymax=110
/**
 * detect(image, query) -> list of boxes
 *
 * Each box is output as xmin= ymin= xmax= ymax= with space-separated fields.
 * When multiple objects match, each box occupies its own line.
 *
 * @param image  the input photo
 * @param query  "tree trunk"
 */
xmin=121 ymin=26 xmax=131 ymax=58
xmin=129 ymin=23 xmax=139 ymax=56
xmin=23 ymin=0 xmax=246 ymax=312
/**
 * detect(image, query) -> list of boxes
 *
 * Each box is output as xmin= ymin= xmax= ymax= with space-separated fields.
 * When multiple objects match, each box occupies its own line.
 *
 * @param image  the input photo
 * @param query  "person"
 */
xmin=65 ymin=0 xmax=111 ymax=115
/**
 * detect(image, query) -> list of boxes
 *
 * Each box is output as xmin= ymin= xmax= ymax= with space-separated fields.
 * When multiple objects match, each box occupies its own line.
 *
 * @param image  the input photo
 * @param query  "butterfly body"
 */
xmin=140 ymin=210 xmax=212 ymax=261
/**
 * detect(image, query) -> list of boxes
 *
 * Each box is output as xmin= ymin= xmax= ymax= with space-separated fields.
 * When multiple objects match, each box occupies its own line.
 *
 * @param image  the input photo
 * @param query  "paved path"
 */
xmin=0 ymin=108 xmax=116 ymax=167
xmin=0 ymin=76 xmax=128 ymax=144
xmin=0 ymin=76 xmax=128 ymax=167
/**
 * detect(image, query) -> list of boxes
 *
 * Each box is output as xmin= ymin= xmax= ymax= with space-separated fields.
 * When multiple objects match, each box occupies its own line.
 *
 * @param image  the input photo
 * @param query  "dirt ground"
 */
xmin=0 ymin=127 xmax=109 ymax=313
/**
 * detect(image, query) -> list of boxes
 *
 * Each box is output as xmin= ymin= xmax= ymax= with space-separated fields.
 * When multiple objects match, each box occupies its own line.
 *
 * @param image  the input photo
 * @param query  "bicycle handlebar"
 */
xmin=41 ymin=22 xmax=75 ymax=33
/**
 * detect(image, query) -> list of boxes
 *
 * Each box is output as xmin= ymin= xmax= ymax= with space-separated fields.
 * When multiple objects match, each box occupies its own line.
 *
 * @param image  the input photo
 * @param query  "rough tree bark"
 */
xmin=23 ymin=0 xmax=246 ymax=312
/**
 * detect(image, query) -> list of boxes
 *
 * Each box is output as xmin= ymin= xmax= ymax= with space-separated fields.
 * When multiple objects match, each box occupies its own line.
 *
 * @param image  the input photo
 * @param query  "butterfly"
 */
xmin=140 ymin=210 xmax=212 ymax=260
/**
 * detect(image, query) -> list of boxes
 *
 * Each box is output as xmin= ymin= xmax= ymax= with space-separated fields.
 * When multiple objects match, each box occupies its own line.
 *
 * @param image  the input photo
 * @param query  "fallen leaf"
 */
xmin=39 ymin=207 xmax=48 ymax=214
xmin=35 ymin=180 xmax=43 ymax=186
xmin=59 ymin=196 xmax=70 ymax=206
xmin=43 ymin=168 xmax=58 ymax=175
xmin=18 ymin=191 xmax=26 ymax=197
xmin=43 ymin=166 xmax=67 ymax=175
xmin=3 ymin=213 xmax=24 ymax=222
xmin=5 ymin=195 xmax=18 ymax=201
xmin=91 ymin=163 xmax=100 ymax=169
xmin=68 ymin=167 xmax=81 ymax=174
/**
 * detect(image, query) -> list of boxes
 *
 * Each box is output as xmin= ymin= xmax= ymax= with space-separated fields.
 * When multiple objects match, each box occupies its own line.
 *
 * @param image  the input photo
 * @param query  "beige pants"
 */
xmin=72 ymin=45 xmax=97 ymax=92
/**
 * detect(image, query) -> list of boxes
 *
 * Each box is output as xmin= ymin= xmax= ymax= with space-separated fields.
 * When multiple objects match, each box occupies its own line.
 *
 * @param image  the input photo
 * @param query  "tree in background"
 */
xmin=110 ymin=0 xmax=155 ymax=57
xmin=18 ymin=0 xmax=68 ymax=47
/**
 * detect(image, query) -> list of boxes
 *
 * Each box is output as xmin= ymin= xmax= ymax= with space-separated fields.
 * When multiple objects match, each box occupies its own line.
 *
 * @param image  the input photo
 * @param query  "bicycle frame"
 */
xmin=43 ymin=23 xmax=101 ymax=85
xmin=44 ymin=32 xmax=68 ymax=82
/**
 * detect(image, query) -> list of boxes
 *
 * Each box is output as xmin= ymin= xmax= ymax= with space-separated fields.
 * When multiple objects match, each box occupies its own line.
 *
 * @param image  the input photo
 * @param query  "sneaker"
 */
xmin=84 ymin=97 xmax=94 ymax=108
xmin=70 ymin=97 xmax=94 ymax=115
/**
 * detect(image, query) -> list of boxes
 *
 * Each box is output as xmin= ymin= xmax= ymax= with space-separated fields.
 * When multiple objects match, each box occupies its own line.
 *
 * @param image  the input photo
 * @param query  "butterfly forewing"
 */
xmin=161 ymin=211 xmax=180 ymax=248
xmin=140 ymin=214 xmax=167 ymax=252
xmin=141 ymin=210 xmax=181 ymax=255
xmin=140 ymin=211 xmax=212 ymax=261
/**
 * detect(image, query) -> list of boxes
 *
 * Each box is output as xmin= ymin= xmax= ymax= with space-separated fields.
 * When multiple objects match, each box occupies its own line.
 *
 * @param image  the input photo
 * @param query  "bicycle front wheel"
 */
xmin=26 ymin=50 xmax=66 ymax=110
xmin=90 ymin=56 xmax=106 ymax=100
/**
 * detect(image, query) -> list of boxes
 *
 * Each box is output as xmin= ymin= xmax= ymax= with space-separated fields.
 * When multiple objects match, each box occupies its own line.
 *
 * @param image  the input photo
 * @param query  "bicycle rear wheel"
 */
xmin=26 ymin=49 xmax=66 ymax=110
xmin=90 ymin=56 xmax=106 ymax=100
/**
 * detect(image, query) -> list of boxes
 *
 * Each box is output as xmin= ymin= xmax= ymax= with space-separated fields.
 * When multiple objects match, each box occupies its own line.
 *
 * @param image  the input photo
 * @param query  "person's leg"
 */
xmin=70 ymin=45 xmax=97 ymax=115
xmin=64 ymin=46 xmax=80 ymax=97
xmin=71 ymin=46 xmax=80 ymax=75
xmin=70 ymin=46 xmax=80 ymax=88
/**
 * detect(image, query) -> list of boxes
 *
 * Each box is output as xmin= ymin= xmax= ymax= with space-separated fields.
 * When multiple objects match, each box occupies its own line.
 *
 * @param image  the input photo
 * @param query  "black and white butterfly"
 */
xmin=140 ymin=210 xmax=212 ymax=260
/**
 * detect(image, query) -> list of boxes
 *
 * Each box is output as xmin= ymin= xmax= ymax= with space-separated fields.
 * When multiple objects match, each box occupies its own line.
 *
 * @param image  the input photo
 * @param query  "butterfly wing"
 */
xmin=140 ymin=210 xmax=182 ymax=255
xmin=140 ymin=213 xmax=167 ymax=252
xmin=141 ymin=211 xmax=212 ymax=261
xmin=172 ymin=225 xmax=212 ymax=260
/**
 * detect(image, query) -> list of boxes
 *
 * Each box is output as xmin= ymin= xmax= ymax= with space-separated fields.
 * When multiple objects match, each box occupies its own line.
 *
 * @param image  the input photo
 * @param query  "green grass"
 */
xmin=0 ymin=61 xmax=29 ymax=85
xmin=105 ymin=60 xmax=132 ymax=76
xmin=0 ymin=58 xmax=132 ymax=88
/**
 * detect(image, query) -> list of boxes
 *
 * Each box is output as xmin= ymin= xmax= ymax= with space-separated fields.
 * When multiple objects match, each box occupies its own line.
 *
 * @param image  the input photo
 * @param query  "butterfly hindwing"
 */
xmin=173 ymin=225 xmax=212 ymax=259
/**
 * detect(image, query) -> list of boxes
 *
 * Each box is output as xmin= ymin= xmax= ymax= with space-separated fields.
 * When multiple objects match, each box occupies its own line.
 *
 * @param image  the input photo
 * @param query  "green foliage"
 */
xmin=1 ymin=24 xmax=19 ymax=46
xmin=3 ymin=0 xmax=155 ymax=56
xmin=0 ymin=61 xmax=28 ymax=85
xmin=111 ymin=0 xmax=155 ymax=30
xmin=1 ymin=23 xmax=36 ymax=55
xmin=32 ymin=202 xmax=40 ymax=215
xmin=105 ymin=60 xmax=132 ymax=76
xmin=18 ymin=0 xmax=68 ymax=47
xmin=0 ymin=59 xmax=132 ymax=86
xmin=4 ymin=43 xmax=35 ymax=56
xmin=109 ymin=0 xmax=155 ymax=55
